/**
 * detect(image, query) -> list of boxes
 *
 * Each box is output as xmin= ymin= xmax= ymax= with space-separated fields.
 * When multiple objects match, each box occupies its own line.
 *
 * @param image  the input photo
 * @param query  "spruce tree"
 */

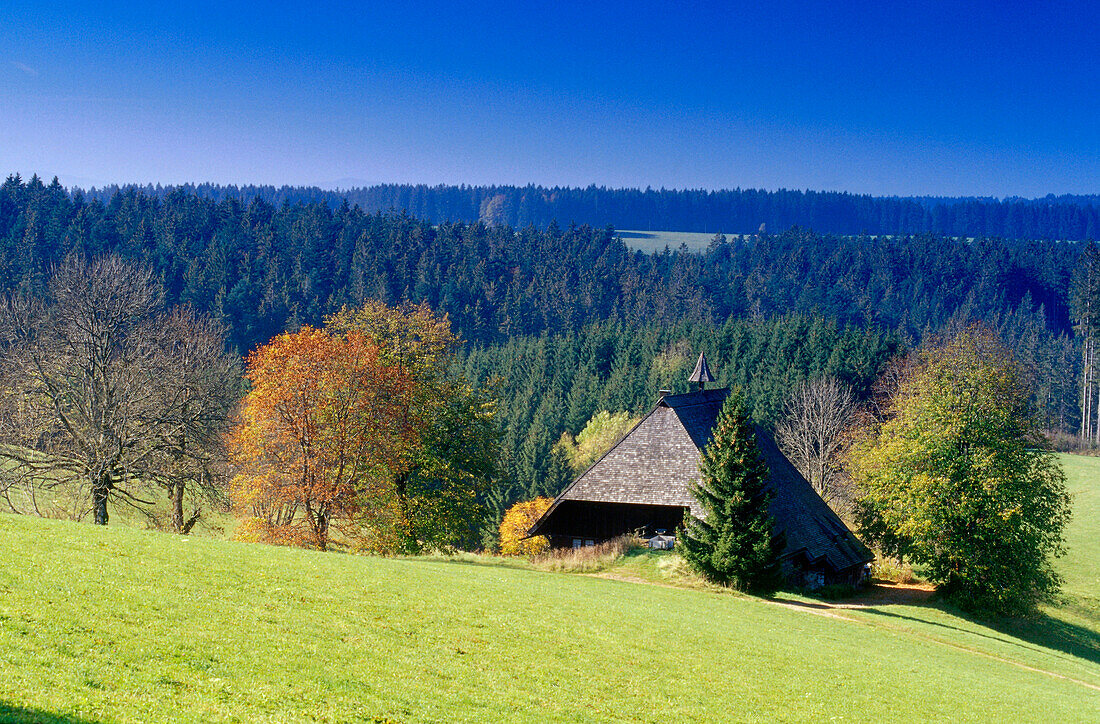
xmin=680 ymin=392 xmax=784 ymax=593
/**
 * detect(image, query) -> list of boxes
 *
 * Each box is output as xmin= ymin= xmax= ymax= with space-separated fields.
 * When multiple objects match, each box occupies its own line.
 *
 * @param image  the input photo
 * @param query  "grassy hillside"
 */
xmin=1058 ymin=454 xmax=1100 ymax=602
xmin=0 ymin=456 xmax=1098 ymax=723
xmin=0 ymin=466 xmax=237 ymax=540
xmin=616 ymin=230 xmax=726 ymax=253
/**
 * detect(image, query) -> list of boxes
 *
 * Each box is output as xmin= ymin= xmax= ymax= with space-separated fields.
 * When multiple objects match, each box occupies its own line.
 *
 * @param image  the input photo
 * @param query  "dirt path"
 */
xmin=828 ymin=581 xmax=936 ymax=607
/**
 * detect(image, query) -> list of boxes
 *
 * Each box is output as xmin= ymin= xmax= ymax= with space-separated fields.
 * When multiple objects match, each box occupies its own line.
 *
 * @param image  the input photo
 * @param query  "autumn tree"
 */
xmin=0 ymin=255 xmax=238 ymax=529
xmin=499 ymin=497 xmax=552 ymax=556
xmin=326 ymin=301 xmax=499 ymax=552
xmin=553 ymin=410 xmax=640 ymax=475
xmin=849 ymin=326 xmax=1072 ymax=615
xmin=680 ymin=392 xmax=784 ymax=593
xmin=229 ymin=327 xmax=416 ymax=551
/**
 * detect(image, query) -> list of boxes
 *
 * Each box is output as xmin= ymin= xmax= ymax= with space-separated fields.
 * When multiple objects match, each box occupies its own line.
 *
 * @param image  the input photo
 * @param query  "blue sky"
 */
xmin=2 ymin=1 xmax=1098 ymax=196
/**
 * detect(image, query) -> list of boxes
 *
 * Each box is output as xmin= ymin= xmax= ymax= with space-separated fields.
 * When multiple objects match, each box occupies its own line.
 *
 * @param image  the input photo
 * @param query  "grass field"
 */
xmin=613 ymin=231 xmax=986 ymax=254
xmin=0 ymin=468 xmax=237 ymax=540
xmin=616 ymin=230 xmax=732 ymax=253
xmin=0 ymin=455 xmax=1098 ymax=722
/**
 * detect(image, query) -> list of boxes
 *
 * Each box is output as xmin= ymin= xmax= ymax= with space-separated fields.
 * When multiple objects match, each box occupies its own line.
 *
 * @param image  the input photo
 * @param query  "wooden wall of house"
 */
xmin=541 ymin=500 xmax=688 ymax=546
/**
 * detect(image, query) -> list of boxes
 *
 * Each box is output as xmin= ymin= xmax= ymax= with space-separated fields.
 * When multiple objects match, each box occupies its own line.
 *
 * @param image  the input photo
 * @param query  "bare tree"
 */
xmin=0 ymin=255 xmax=239 ymax=530
xmin=866 ymin=353 xmax=918 ymax=425
xmin=775 ymin=377 xmax=856 ymax=510
xmin=144 ymin=308 xmax=241 ymax=532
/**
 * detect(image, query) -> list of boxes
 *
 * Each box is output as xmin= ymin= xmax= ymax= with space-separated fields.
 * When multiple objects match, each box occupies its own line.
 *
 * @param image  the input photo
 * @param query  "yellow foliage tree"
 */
xmin=849 ymin=326 xmax=1072 ymax=615
xmin=554 ymin=410 xmax=640 ymax=474
xmin=327 ymin=300 xmax=499 ymax=552
xmin=499 ymin=497 xmax=553 ymax=555
xmin=230 ymin=301 xmax=499 ymax=554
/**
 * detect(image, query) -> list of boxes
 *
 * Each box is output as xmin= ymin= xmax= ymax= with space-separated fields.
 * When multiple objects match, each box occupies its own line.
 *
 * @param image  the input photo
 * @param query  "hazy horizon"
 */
xmin=5 ymin=173 xmax=1095 ymax=205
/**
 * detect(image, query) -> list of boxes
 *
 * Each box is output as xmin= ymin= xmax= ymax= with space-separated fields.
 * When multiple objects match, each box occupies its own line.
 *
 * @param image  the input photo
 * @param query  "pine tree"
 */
xmin=680 ymin=392 xmax=784 ymax=592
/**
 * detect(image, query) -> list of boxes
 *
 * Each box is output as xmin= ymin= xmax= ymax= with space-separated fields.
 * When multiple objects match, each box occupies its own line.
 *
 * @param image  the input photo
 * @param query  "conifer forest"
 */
xmin=0 ymin=174 xmax=1091 ymax=522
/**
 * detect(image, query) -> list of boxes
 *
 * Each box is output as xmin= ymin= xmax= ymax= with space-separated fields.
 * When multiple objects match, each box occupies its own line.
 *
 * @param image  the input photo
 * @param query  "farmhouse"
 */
xmin=527 ymin=353 xmax=873 ymax=586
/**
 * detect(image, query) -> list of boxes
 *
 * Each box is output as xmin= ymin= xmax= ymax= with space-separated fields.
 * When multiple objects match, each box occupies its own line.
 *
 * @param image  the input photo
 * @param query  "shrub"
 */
xmin=872 ymin=557 xmax=917 ymax=585
xmin=499 ymin=497 xmax=553 ymax=555
xmin=534 ymin=535 xmax=642 ymax=573
xmin=1045 ymin=430 xmax=1100 ymax=455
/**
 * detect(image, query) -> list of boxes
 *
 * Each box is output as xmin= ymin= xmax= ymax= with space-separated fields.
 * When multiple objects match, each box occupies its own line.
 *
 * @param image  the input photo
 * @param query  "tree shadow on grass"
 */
xmin=773 ymin=583 xmax=1100 ymax=671
xmin=0 ymin=703 xmax=100 ymax=724
xmin=857 ymin=603 xmax=1100 ymax=669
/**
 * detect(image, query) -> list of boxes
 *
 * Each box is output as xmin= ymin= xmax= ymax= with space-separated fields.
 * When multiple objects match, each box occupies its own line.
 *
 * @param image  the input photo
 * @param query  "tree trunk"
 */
xmin=92 ymin=483 xmax=109 ymax=525
xmin=180 ymin=512 xmax=201 ymax=535
xmin=1091 ymin=341 xmax=1097 ymax=442
xmin=1093 ymin=339 xmax=1100 ymax=444
xmin=170 ymin=482 xmax=185 ymax=533
xmin=395 ymin=471 xmax=418 ymax=553
xmin=316 ymin=511 xmax=329 ymax=552
xmin=1083 ymin=337 xmax=1092 ymax=440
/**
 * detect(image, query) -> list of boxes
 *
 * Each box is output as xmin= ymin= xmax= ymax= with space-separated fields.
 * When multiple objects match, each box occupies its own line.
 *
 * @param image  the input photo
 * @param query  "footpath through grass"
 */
xmin=0 ymin=455 xmax=1098 ymax=722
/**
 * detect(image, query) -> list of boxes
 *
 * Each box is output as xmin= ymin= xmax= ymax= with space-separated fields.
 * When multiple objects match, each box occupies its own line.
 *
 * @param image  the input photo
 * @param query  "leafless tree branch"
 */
xmin=776 ymin=376 xmax=857 ymax=514
xmin=0 ymin=254 xmax=239 ymax=530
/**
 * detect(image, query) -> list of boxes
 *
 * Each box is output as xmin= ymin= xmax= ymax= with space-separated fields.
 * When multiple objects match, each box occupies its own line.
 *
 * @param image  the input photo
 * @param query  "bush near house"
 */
xmin=499 ymin=497 xmax=553 ymax=555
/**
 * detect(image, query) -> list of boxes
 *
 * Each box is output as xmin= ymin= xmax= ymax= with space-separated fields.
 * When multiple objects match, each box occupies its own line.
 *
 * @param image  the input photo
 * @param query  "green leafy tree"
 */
xmin=850 ymin=326 xmax=1072 ymax=615
xmin=553 ymin=410 xmax=641 ymax=475
xmin=326 ymin=300 xmax=500 ymax=552
xmin=394 ymin=379 xmax=499 ymax=551
xmin=680 ymin=392 xmax=784 ymax=593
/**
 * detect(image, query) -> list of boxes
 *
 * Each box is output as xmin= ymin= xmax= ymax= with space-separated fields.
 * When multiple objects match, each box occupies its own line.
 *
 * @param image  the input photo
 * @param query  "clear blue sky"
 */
xmin=2 ymin=1 xmax=1097 ymax=196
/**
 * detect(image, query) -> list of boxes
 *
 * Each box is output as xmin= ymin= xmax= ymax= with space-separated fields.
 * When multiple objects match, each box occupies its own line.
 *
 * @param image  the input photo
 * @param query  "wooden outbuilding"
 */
xmin=527 ymin=354 xmax=873 ymax=587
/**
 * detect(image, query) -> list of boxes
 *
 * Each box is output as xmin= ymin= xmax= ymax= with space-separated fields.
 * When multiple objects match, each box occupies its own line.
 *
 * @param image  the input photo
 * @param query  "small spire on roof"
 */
xmin=688 ymin=352 xmax=716 ymax=390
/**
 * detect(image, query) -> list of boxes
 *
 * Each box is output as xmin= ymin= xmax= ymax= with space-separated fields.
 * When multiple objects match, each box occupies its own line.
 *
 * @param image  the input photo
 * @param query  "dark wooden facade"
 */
xmin=538 ymin=500 xmax=688 ymax=548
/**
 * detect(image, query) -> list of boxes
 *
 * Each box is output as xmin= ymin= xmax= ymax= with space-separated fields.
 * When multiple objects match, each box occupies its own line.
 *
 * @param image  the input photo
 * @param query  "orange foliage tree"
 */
xmin=327 ymin=301 xmax=499 ymax=552
xmin=499 ymin=497 xmax=553 ymax=556
xmin=229 ymin=327 xmax=416 ymax=551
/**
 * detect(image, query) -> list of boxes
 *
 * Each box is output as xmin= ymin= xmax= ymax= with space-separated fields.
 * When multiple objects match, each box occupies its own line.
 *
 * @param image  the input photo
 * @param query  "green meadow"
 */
xmin=1 ymin=455 xmax=1098 ymax=722
xmin=616 ymin=230 xmax=728 ymax=253
xmin=614 ymin=230 xmax=984 ymax=255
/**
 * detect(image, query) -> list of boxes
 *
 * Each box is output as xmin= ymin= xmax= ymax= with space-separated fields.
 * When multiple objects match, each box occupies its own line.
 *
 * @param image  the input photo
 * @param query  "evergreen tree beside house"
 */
xmin=680 ymin=390 xmax=785 ymax=592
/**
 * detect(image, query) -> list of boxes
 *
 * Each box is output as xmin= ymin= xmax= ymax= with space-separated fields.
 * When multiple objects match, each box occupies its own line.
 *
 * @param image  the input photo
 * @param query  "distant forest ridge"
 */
xmin=0 ymin=173 xmax=1087 ymax=500
xmin=60 ymin=177 xmax=1100 ymax=239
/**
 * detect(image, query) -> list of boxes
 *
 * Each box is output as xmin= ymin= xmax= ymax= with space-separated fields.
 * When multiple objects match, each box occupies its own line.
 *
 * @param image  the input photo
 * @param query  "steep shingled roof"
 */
xmin=529 ymin=387 xmax=872 ymax=574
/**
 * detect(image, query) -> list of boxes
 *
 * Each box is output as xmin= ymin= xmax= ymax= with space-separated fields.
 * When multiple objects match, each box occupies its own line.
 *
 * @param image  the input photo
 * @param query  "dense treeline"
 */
xmin=76 ymin=179 xmax=1100 ymax=239
xmin=458 ymin=316 xmax=899 ymax=515
xmin=0 ymin=174 xmax=1083 ymax=486
xmin=3 ymin=175 xmax=1081 ymax=344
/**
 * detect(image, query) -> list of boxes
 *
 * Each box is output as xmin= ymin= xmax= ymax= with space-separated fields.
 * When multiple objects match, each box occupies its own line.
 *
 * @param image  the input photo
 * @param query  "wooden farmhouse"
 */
xmin=527 ymin=353 xmax=873 ymax=587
